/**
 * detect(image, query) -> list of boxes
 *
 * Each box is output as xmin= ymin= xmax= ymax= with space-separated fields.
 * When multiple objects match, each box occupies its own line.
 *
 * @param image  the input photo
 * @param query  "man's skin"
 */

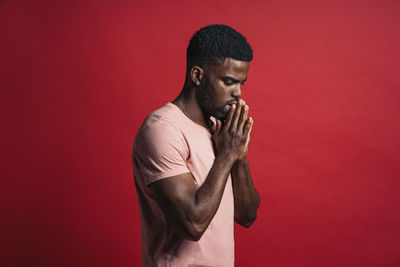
xmin=149 ymin=58 xmax=260 ymax=241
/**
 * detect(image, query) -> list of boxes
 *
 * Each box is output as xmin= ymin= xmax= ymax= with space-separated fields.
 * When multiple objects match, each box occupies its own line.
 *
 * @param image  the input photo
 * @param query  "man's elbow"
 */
xmin=185 ymin=229 xmax=203 ymax=242
xmin=235 ymin=214 xmax=257 ymax=228
xmin=180 ymin=222 xmax=207 ymax=242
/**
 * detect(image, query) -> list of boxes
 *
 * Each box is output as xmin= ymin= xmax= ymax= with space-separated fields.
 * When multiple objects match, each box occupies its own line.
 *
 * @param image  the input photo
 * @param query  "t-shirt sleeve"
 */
xmin=134 ymin=121 xmax=190 ymax=186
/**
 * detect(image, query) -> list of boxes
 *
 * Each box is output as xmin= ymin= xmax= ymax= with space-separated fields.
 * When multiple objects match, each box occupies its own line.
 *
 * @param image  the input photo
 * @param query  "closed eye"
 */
xmin=222 ymin=77 xmax=247 ymax=86
xmin=223 ymin=77 xmax=239 ymax=86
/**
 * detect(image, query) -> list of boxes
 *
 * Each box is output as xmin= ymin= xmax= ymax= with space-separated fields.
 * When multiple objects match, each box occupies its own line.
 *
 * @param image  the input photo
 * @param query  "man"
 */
xmin=132 ymin=24 xmax=260 ymax=266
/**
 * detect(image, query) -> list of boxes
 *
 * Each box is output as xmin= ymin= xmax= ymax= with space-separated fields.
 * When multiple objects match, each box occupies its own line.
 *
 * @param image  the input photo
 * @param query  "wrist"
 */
xmin=235 ymin=157 xmax=248 ymax=166
xmin=215 ymin=153 xmax=236 ymax=168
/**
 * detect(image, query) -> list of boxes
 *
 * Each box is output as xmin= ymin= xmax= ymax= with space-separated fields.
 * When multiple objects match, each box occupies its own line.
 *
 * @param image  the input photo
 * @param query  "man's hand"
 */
xmin=213 ymin=99 xmax=254 ymax=163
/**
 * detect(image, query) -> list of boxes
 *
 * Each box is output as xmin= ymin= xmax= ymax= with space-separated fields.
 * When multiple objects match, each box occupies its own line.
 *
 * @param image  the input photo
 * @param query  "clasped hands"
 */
xmin=213 ymin=99 xmax=253 ymax=163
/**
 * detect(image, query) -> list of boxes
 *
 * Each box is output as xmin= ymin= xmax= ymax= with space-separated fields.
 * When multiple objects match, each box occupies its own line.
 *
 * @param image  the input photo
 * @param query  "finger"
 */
xmin=214 ymin=119 xmax=222 ymax=135
xmin=248 ymin=117 xmax=253 ymax=135
xmin=243 ymin=117 xmax=253 ymax=138
xmin=245 ymin=119 xmax=253 ymax=147
xmin=230 ymin=100 xmax=244 ymax=132
xmin=238 ymin=104 xmax=248 ymax=134
xmin=224 ymin=104 xmax=236 ymax=129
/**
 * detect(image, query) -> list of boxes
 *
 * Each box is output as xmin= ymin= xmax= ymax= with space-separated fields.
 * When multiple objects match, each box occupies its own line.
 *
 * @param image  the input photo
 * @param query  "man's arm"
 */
xmin=149 ymin=103 xmax=251 ymax=241
xmin=231 ymin=100 xmax=260 ymax=227
xmin=231 ymin=158 xmax=260 ymax=227
xmin=150 ymin=157 xmax=234 ymax=241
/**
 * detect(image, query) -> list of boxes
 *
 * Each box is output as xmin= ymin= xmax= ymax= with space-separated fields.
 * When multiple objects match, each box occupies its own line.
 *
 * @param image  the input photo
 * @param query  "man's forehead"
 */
xmin=213 ymin=57 xmax=249 ymax=77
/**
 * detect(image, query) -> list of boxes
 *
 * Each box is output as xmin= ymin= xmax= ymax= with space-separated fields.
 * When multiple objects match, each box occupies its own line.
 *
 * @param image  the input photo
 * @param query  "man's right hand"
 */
xmin=213 ymin=99 xmax=253 ymax=164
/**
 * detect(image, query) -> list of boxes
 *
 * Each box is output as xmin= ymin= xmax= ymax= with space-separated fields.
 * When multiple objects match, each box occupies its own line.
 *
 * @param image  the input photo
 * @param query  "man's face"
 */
xmin=196 ymin=58 xmax=250 ymax=121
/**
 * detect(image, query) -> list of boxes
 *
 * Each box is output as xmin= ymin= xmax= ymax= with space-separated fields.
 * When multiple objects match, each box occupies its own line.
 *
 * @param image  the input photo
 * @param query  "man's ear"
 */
xmin=190 ymin=65 xmax=204 ymax=86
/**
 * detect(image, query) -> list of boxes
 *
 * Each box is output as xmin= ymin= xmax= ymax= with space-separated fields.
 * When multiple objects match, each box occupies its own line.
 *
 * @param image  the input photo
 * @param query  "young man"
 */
xmin=132 ymin=24 xmax=260 ymax=266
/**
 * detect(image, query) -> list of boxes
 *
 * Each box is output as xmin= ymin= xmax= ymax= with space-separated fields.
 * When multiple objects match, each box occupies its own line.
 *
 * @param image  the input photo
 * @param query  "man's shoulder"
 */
xmin=134 ymin=103 xmax=185 ymax=146
xmin=150 ymin=104 xmax=180 ymax=123
xmin=142 ymin=102 xmax=182 ymax=129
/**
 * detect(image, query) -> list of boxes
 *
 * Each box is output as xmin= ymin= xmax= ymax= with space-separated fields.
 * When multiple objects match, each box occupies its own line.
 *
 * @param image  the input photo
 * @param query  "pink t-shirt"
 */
xmin=133 ymin=103 xmax=234 ymax=267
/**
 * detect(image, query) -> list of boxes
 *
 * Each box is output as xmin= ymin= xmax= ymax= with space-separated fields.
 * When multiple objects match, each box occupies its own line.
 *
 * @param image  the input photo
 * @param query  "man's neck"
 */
xmin=172 ymin=88 xmax=210 ymax=129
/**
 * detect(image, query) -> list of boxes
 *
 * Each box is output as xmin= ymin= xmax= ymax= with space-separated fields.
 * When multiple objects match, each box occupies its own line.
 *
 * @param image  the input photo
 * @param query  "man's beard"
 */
xmin=196 ymin=89 xmax=227 ymax=121
xmin=211 ymin=106 xmax=228 ymax=121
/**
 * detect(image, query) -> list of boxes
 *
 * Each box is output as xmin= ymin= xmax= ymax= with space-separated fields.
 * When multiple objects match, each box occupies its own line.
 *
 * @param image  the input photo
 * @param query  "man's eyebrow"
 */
xmin=223 ymin=76 xmax=247 ymax=82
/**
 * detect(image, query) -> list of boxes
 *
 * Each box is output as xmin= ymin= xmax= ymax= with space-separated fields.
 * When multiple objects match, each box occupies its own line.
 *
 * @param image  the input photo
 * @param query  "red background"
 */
xmin=1 ymin=0 xmax=400 ymax=266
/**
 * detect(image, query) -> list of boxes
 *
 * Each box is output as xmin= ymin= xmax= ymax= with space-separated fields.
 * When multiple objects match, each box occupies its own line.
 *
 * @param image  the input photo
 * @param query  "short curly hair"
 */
xmin=186 ymin=24 xmax=253 ymax=70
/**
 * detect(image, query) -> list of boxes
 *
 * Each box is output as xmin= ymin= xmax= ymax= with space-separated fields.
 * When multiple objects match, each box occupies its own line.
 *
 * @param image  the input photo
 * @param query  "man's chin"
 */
xmin=212 ymin=109 xmax=227 ymax=121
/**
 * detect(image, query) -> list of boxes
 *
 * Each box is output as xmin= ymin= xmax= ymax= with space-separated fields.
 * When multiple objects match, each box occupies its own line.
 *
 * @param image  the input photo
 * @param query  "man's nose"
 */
xmin=232 ymin=85 xmax=242 ymax=98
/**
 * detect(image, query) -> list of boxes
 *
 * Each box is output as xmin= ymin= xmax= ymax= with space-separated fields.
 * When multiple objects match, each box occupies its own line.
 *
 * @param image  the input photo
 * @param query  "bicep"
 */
xmin=149 ymin=172 xmax=197 ymax=225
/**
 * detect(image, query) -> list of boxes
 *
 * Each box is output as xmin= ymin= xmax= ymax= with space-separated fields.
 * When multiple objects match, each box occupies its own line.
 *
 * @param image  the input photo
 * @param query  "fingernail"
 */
xmin=232 ymin=104 xmax=236 ymax=109
xmin=244 ymin=105 xmax=248 ymax=110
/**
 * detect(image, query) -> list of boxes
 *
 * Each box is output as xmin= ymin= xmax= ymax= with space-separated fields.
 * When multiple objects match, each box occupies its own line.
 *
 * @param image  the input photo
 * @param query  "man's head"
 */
xmin=186 ymin=24 xmax=253 ymax=71
xmin=186 ymin=24 xmax=253 ymax=121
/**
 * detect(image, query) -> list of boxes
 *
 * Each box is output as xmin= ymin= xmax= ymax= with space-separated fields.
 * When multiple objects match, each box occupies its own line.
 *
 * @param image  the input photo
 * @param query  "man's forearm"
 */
xmin=231 ymin=158 xmax=260 ymax=227
xmin=187 ymin=155 xmax=236 ymax=239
